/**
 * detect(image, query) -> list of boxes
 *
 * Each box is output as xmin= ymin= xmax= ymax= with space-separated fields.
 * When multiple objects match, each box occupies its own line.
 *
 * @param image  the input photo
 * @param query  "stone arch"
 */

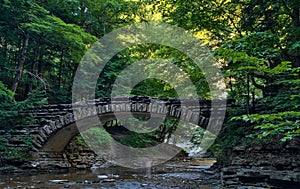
xmin=27 ymin=97 xmax=230 ymax=152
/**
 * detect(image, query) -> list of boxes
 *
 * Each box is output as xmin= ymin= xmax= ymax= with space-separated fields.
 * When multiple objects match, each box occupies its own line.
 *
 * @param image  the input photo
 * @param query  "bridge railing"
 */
xmin=15 ymin=96 xmax=235 ymax=151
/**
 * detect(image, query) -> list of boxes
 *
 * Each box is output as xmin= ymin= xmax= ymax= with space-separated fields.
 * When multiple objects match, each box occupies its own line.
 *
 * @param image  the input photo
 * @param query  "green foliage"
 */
xmin=210 ymin=106 xmax=257 ymax=163
xmin=0 ymin=135 xmax=33 ymax=161
xmin=0 ymin=0 xmax=96 ymax=102
xmin=95 ymin=44 xmax=210 ymax=99
xmin=0 ymin=81 xmax=48 ymax=130
xmin=117 ymin=133 xmax=153 ymax=148
xmin=228 ymin=72 xmax=300 ymax=143
xmin=1 ymin=147 xmax=32 ymax=161
xmin=81 ymin=127 xmax=113 ymax=151
xmin=19 ymin=136 xmax=34 ymax=146
xmin=190 ymin=127 xmax=206 ymax=145
xmin=0 ymin=82 xmax=16 ymax=129
xmin=0 ymin=81 xmax=13 ymax=100
xmin=0 ymin=137 xmax=8 ymax=152
xmin=75 ymin=135 xmax=87 ymax=148
xmin=128 ymin=77 xmax=182 ymax=98
xmin=220 ymin=32 xmax=281 ymax=59
xmin=236 ymin=111 xmax=300 ymax=142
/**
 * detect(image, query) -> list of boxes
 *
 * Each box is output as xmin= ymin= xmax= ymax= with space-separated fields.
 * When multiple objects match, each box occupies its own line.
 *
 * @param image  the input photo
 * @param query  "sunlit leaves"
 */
xmin=235 ymin=111 xmax=300 ymax=142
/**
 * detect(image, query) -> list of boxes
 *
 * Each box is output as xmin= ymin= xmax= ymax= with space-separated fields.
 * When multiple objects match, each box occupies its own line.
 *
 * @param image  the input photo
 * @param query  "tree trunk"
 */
xmin=292 ymin=7 xmax=300 ymax=67
xmin=292 ymin=7 xmax=300 ymax=28
xmin=38 ymin=53 xmax=44 ymax=78
xmin=58 ymin=49 xmax=64 ymax=89
xmin=25 ymin=46 xmax=39 ymax=97
xmin=246 ymin=74 xmax=250 ymax=115
xmin=11 ymin=32 xmax=29 ymax=94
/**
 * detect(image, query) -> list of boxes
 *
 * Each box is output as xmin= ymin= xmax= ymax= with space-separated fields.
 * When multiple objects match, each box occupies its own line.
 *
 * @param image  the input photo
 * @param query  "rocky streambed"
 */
xmin=2 ymin=154 xmax=299 ymax=189
xmin=0 ymin=158 xmax=221 ymax=189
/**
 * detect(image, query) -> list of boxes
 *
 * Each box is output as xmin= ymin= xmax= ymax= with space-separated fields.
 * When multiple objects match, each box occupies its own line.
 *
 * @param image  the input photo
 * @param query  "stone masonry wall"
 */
xmin=221 ymin=138 xmax=300 ymax=188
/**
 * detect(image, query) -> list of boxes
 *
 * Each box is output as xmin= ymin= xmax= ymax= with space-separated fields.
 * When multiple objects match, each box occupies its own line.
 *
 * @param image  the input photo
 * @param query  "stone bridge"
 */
xmin=22 ymin=96 xmax=232 ymax=153
xmin=1 ymin=96 xmax=234 ymax=168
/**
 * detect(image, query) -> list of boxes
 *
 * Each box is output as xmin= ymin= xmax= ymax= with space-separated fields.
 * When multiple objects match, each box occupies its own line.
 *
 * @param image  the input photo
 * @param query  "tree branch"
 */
xmin=250 ymin=73 xmax=265 ymax=90
xmin=3 ymin=66 xmax=47 ymax=90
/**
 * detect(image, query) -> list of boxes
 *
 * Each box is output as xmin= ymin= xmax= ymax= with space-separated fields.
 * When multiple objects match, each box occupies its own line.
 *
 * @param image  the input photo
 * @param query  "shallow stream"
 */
xmin=0 ymin=158 xmax=220 ymax=189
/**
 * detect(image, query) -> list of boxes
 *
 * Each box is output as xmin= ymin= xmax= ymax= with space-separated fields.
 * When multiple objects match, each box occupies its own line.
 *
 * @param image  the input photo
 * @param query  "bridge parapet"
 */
xmin=18 ymin=97 xmax=234 ymax=152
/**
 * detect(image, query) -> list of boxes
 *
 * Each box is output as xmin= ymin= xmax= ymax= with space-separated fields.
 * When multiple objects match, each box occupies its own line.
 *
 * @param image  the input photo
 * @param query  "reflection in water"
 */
xmin=0 ymin=159 xmax=218 ymax=189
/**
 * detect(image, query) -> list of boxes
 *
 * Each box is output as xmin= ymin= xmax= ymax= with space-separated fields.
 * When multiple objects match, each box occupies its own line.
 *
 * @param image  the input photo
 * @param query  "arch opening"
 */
xmin=40 ymin=111 xmax=209 ymax=155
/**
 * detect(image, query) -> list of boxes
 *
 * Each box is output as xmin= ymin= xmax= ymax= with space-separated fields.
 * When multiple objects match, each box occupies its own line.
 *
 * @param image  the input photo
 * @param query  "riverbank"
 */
xmin=2 ymin=154 xmax=299 ymax=188
xmin=0 ymin=158 xmax=223 ymax=189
